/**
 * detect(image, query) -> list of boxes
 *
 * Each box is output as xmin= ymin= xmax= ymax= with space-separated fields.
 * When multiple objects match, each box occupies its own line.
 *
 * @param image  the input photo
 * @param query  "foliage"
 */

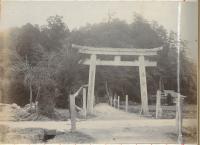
xmin=71 ymin=14 xmax=197 ymax=103
xmin=8 ymin=16 xmax=76 ymax=116
xmin=7 ymin=13 xmax=197 ymax=119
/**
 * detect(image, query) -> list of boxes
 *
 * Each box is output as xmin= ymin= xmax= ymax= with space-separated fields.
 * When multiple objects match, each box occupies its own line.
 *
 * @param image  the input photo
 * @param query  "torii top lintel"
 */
xmin=72 ymin=44 xmax=163 ymax=56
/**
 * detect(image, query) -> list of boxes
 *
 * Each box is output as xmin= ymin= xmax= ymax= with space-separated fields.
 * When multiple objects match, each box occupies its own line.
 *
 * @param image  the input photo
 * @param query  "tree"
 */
xmin=41 ymin=15 xmax=70 ymax=52
xmin=8 ymin=16 xmax=75 ymax=117
xmin=9 ymin=24 xmax=44 ymax=108
xmin=130 ymin=14 xmax=163 ymax=48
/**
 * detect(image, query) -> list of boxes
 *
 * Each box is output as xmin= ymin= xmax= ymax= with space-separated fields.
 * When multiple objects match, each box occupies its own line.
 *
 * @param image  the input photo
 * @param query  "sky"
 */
xmin=0 ymin=1 xmax=198 ymax=61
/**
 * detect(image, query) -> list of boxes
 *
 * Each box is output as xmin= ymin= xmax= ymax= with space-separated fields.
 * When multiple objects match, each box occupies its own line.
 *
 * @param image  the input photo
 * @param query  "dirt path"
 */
xmin=0 ymin=103 xmax=197 ymax=143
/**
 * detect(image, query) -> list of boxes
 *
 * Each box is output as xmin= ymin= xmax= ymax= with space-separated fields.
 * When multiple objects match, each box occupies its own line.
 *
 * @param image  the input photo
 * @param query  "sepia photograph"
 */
xmin=0 ymin=0 xmax=198 ymax=144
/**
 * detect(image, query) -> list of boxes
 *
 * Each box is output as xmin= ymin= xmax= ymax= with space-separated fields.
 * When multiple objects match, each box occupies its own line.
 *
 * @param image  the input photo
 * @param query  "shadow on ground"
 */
xmin=0 ymin=125 xmax=95 ymax=143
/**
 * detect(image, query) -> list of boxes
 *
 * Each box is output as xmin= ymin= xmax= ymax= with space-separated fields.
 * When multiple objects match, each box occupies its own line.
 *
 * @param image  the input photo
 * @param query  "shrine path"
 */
xmin=0 ymin=103 xmax=197 ymax=143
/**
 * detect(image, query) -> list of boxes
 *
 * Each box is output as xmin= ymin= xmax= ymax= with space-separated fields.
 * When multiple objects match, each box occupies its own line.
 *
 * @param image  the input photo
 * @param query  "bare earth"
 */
xmin=0 ymin=103 xmax=197 ymax=143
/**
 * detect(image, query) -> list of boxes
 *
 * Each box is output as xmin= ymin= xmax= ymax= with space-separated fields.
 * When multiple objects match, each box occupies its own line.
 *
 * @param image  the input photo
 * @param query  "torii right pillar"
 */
xmin=139 ymin=55 xmax=149 ymax=115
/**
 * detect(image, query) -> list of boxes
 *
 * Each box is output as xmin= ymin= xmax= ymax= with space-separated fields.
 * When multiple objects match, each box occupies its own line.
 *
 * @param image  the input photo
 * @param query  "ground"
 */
xmin=0 ymin=103 xmax=197 ymax=143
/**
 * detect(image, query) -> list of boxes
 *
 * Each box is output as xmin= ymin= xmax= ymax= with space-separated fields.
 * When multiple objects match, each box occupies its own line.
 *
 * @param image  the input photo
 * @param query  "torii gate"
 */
xmin=72 ymin=44 xmax=162 ymax=115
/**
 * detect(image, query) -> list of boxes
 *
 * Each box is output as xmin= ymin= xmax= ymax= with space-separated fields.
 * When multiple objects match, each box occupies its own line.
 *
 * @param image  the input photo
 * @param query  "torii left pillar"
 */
xmin=87 ymin=54 xmax=96 ymax=114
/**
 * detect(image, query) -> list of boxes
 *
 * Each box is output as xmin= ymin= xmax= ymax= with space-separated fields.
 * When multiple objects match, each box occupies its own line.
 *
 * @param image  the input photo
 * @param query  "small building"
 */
xmin=149 ymin=90 xmax=186 ymax=106
xmin=164 ymin=90 xmax=186 ymax=104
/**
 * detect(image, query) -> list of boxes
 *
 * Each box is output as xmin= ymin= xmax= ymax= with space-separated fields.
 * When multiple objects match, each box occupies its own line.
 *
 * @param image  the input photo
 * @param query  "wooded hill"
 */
xmin=0 ymin=14 xmax=196 ymax=117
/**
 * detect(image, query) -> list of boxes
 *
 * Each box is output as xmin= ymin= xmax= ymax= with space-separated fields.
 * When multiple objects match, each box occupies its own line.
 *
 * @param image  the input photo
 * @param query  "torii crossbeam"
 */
xmin=72 ymin=44 xmax=162 ymax=115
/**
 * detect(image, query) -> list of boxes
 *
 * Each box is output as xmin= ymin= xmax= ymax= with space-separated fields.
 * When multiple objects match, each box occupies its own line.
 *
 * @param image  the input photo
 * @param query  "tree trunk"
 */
xmin=35 ymin=86 xmax=40 ymax=114
xmin=37 ymin=85 xmax=55 ymax=118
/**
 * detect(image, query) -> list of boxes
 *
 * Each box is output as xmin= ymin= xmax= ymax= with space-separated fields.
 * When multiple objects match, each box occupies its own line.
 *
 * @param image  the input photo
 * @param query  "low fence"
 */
xmin=69 ymin=84 xmax=88 ymax=132
xmin=109 ymin=95 xmax=129 ymax=112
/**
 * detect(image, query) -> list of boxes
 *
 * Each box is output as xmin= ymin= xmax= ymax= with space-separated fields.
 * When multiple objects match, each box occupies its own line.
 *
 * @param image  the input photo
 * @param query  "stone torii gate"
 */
xmin=72 ymin=44 xmax=162 ymax=115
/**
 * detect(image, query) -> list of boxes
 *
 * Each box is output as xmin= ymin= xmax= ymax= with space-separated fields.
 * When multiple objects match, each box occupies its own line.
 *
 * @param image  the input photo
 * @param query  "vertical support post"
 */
xmin=113 ymin=96 xmax=116 ymax=108
xmin=176 ymin=95 xmax=183 ymax=143
xmin=176 ymin=97 xmax=179 ymax=132
xmin=70 ymin=94 xmax=76 ymax=132
xmin=118 ymin=96 xmax=120 ymax=109
xmin=83 ymin=87 xmax=87 ymax=118
xmin=139 ymin=55 xmax=149 ymax=115
xmin=113 ymin=97 xmax=115 ymax=108
xmin=176 ymin=2 xmax=183 ymax=143
xmin=125 ymin=95 xmax=128 ymax=112
xmin=156 ymin=90 xmax=162 ymax=118
xmin=93 ymin=95 xmax=96 ymax=105
xmin=110 ymin=96 xmax=113 ymax=106
xmin=114 ymin=56 xmax=121 ymax=63
xmin=0 ymin=82 xmax=2 ymax=104
xmin=87 ymin=54 xmax=96 ymax=114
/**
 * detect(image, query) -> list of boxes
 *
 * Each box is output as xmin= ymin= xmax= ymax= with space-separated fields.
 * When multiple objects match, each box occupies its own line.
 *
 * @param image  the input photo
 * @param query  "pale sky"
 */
xmin=1 ymin=1 xmax=198 ymax=61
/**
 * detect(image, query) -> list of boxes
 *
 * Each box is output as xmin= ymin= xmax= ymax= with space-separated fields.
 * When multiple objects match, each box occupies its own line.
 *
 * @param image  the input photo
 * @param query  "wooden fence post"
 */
xmin=125 ymin=95 xmax=128 ymax=112
xmin=156 ymin=90 xmax=162 ymax=118
xmin=113 ymin=96 xmax=116 ymax=108
xmin=110 ymin=96 xmax=113 ymax=106
xmin=83 ymin=87 xmax=87 ymax=118
xmin=70 ymin=94 xmax=76 ymax=132
xmin=118 ymin=96 xmax=120 ymax=109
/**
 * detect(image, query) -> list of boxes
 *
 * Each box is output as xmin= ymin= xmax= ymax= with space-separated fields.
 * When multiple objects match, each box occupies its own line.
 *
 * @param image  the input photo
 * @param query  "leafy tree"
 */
xmin=41 ymin=15 xmax=70 ymax=52
xmin=8 ymin=24 xmax=43 ymax=107
xmin=130 ymin=14 xmax=163 ymax=48
xmin=15 ymin=23 xmax=43 ymax=66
